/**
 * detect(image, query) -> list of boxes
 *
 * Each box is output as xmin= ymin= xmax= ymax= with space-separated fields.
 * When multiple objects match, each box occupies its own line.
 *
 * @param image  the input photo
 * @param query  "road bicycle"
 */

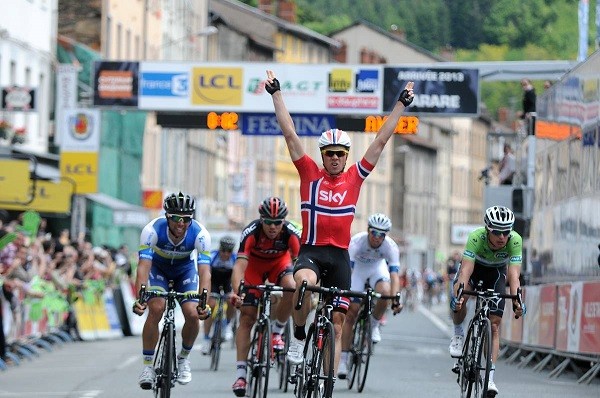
xmin=277 ymin=318 xmax=292 ymax=392
xmin=208 ymin=285 xmax=228 ymax=371
xmin=239 ymin=280 xmax=295 ymax=398
xmin=453 ymin=281 xmax=522 ymax=398
xmin=138 ymin=281 xmax=207 ymax=398
xmin=291 ymin=281 xmax=379 ymax=398
xmin=346 ymin=286 xmax=401 ymax=393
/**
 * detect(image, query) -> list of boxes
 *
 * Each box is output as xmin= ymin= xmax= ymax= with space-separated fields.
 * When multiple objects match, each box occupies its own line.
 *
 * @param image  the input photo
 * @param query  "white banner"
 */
xmin=61 ymin=108 xmax=101 ymax=152
xmin=55 ymin=64 xmax=79 ymax=145
xmin=138 ymin=62 xmax=384 ymax=114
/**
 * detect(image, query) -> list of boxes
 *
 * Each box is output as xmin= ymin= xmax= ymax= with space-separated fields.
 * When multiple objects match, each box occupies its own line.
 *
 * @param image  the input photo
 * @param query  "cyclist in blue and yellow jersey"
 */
xmin=201 ymin=235 xmax=238 ymax=354
xmin=449 ymin=206 xmax=525 ymax=397
xmin=133 ymin=192 xmax=212 ymax=390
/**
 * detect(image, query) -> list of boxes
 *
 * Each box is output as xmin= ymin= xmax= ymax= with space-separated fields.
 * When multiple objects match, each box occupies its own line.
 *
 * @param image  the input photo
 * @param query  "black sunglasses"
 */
xmin=489 ymin=229 xmax=510 ymax=237
xmin=263 ymin=219 xmax=283 ymax=226
xmin=369 ymin=229 xmax=386 ymax=238
xmin=168 ymin=214 xmax=193 ymax=223
xmin=321 ymin=149 xmax=348 ymax=158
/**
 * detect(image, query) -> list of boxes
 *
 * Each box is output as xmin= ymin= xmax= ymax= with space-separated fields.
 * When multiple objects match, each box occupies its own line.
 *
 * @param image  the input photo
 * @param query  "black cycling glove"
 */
xmin=398 ymin=88 xmax=414 ymax=107
xmin=265 ymin=78 xmax=281 ymax=95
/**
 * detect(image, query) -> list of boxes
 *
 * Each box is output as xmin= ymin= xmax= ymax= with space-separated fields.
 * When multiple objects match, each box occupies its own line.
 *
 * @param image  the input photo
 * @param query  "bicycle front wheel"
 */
xmin=355 ymin=317 xmax=372 ymax=393
xmin=154 ymin=322 xmax=175 ymax=398
xmin=307 ymin=320 xmax=335 ymax=398
xmin=472 ymin=318 xmax=492 ymax=398
xmin=210 ymin=307 xmax=223 ymax=371
xmin=248 ymin=320 xmax=272 ymax=398
xmin=279 ymin=319 xmax=291 ymax=392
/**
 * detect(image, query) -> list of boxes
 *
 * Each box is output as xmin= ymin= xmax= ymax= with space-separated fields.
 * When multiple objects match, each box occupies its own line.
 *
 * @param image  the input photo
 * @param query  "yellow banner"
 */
xmin=0 ymin=179 xmax=74 ymax=213
xmin=0 ymin=159 xmax=32 ymax=202
xmin=60 ymin=152 xmax=98 ymax=194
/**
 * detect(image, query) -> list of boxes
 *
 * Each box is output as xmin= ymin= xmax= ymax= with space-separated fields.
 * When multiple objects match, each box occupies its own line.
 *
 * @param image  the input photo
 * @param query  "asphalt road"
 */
xmin=0 ymin=301 xmax=598 ymax=398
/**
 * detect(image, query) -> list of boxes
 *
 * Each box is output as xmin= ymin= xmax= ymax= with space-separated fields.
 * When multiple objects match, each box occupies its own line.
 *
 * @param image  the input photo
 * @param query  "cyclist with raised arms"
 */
xmin=449 ymin=206 xmax=525 ymax=397
xmin=265 ymin=69 xmax=414 ymax=379
xmin=338 ymin=213 xmax=402 ymax=379
xmin=229 ymin=197 xmax=300 ymax=397
xmin=133 ymin=192 xmax=212 ymax=389
xmin=201 ymin=235 xmax=238 ymax=354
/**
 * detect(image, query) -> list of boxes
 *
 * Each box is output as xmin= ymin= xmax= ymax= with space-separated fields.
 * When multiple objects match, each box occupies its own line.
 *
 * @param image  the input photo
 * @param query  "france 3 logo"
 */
xmin=140 ymin=72 xmax=188 ymax=97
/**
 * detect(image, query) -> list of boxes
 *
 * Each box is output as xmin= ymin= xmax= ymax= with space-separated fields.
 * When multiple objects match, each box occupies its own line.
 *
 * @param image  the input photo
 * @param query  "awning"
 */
xmin=86 ymin=193 xmax=150 ymax=227
xmin=33 ymin=162 xmax=61 ymax=180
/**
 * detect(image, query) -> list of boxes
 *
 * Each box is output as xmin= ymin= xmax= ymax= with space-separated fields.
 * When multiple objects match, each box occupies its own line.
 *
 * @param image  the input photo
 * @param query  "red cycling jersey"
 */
xmin=293 ymin=154 xmax=374 ymax=249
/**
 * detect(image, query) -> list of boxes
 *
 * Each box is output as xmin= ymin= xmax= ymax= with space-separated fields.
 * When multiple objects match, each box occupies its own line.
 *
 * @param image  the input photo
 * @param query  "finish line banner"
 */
xmin=383 ymin=67 xmax=480 ymax=116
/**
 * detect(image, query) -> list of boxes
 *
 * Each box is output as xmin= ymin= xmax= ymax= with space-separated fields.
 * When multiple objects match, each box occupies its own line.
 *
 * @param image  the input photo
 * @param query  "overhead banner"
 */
xmin=240 ymin=113 xmax=335 ymax=136
xmin=383 ymin=67 xmax=479 ymax=116
xmin=0 ymin=179 xmax=74 ymax=213
xmin=61 ymin=108 xmax=101 ymax=152
xmin=0 ymin=158 xmax=32 ymax=203
xmin=138 ymin=62 xmax=383 ymax=115
xmin=92 ymin=61 xmax=139 ymax=107
xmin=60 ymin=152 xmax=99 ymax=194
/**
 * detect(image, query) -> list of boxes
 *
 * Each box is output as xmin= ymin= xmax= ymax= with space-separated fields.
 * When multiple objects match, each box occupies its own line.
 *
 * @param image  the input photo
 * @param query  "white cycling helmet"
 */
xmin=318 ymin=129 xmax=351 ymax=149
xmin=484 ymin=206 xmax=514 ymax=231
xmin=368 ymin=213 xmax=392 ymax=232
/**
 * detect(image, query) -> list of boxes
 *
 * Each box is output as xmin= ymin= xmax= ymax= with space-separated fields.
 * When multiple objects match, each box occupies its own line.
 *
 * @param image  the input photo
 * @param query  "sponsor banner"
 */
xmin=93 ymin=61 xmax=139 ymax=107
xmin=54 ymin=64 xmax=79 ymax=145
xmin=241 ymin=113 xmax=335 ymax=136
xmin=522 ymin=285 xmax=540 ymax=346
xmin=382 ymin=67 xmax=479 ymax=115
xmin=138 ymin=62 xmax=383 ymax=115
xmin=556 ymin=283 xmax=571 ymax=351
xmin=0 ymin=159 xmax=32 ymax=202
xmin=61 ymin=108 xmax=101 ymax=152
xmin=0 ymin=179 xmax=74 ymax=213
xmin=538 ymin=284 xmax=557 ymax=348
xmin=74 ymin=289 xmax=123 ymax=340
xmin=579 ymin=281 xmax=600 ymax=354
xmin=450 ymin=224 xmax=480 ymax=245
xmin=1 ymin=86 xmax=36 ymax=111
xmin=60 ymin=152 xmax=98 ymax=194
xmin=567 ymin=281 xmax=583 ymax=353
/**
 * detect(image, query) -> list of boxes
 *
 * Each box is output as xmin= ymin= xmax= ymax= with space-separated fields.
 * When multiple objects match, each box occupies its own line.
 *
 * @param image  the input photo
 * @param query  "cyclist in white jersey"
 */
xmin=338 ymin=213 xmax=403 ymax=379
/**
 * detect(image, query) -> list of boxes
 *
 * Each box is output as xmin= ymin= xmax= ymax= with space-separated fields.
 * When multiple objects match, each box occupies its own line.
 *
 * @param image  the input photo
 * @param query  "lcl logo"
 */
xmin=64 ymin=163 xmax=96 ymax=175
xmin=192 ymin=67 xmax=242 ymax=105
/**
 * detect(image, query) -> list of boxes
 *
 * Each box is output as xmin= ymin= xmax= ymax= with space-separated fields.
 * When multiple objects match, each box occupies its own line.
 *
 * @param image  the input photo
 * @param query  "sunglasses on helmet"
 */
xmin=168 ymin=214 xmax=193 ymax=223
xmin=321 ymin=149 xmax=348 ymax=158
xmin=263 ymin=218 xmax=283 ymax=226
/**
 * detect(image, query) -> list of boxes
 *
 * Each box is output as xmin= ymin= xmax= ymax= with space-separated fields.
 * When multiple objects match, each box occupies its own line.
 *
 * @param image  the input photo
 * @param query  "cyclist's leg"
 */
xmin=236 ymin=302 xmax=259 ymax=362
xmin=342 ymin=263 xmax=366 ymax=364
xmin=271 ymin=257 xmax=295 ymax=326
xmin=176 ymin=264 xmax=203 ymax=351
xmin=291 ymin=260 xmax=319 ymax=340
xmin=487 ymin=266 xmax=507 ymax=393
xmin=372 ymin=263 xmax=392 ymax=320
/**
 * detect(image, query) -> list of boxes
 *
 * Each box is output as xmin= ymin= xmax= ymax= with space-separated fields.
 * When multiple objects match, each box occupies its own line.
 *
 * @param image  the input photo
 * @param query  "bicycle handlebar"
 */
xmin=294 ymin=280 xmax=400 ymax=311
xmin=238 ymin=280 xmax=296 ymax=295
xmin=456 ymin=282 xmax=523 ymax=319
xmin=139 ymin=284 xmax=208 ymax=309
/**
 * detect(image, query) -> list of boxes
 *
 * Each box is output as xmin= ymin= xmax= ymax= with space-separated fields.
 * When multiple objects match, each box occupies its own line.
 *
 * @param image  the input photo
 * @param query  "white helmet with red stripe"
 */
xmin=318 ymin=129 xmax=351 ymax=149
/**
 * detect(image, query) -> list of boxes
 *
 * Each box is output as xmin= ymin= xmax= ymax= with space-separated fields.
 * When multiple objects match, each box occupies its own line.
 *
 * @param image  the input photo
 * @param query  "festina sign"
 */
xmin=241 ymin=113 xmax=335 ymax=136
xmin=2 ymin=86 xmax=36 ymax=111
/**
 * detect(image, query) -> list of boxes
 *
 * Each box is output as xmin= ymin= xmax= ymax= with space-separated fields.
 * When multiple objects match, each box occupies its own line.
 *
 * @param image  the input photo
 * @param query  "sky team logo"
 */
xmin=328 ymin=69 xmax=353 ymax=93
xmin=355 ymin=69 xmax=379 ymax=93
xmin=192 ymin=67 xmax=242 ymax=105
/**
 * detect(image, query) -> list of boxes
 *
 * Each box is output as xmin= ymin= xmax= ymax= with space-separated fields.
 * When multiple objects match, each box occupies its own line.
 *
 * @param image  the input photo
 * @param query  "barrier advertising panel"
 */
xmin=556 ymin=283 xmax=571 ymax=351
xmin=538 ymin=284 xmax=557 ymax=348
xmin=579 ymin=281 xmax=600 ymax=354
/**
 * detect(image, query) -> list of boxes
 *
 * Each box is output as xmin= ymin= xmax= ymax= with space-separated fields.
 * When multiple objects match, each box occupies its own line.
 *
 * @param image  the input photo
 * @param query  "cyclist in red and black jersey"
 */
xmin=266 ymin=70 xmax=415 ymax=377
xmin=229 ymin=197 xmax=300 ymax=397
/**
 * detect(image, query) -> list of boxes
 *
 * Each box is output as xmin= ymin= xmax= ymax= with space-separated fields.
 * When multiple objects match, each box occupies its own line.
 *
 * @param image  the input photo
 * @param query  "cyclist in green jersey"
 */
xmin=449 ymin=206 xmax=526 ymax=397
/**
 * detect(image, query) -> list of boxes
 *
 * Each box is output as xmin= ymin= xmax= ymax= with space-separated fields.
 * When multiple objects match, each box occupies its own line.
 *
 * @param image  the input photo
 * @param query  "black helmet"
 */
xmin=258 ymin=197 xmax=288 ymax=219
xmin=163 ymin=191 xmax=195 ymax=214
xmin=219 ymin=236 xmax=236 ymax=251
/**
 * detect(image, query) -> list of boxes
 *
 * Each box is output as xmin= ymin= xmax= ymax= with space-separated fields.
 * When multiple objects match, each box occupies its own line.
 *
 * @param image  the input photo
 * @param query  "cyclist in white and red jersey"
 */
xmin=338 ymin=213 xmax=403 ymax=379
xmin=265 ymin=70 xmax=414 ymax=376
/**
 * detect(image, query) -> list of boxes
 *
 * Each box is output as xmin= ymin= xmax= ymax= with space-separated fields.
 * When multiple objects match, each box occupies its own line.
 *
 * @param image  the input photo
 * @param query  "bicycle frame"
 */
xmin=138 ymin=281 xmax=207 ymax=398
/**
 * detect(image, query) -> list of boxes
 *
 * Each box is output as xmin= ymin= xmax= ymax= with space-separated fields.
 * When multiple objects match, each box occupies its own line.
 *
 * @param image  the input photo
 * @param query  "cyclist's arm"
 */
xmin=454 ymin=257 xmax=474 ymax=297
xmin=136 ymin=224 xmax=157 ymax=296
xmin=134 ymin=257 xmax=152 ymax=298
xmin=198 ymin=262 xmax=211 ymax=295
xmin=231 ymin=256 xmax=249 ymax=295
xmin=267 ymin=70 xmax=305 ymax=161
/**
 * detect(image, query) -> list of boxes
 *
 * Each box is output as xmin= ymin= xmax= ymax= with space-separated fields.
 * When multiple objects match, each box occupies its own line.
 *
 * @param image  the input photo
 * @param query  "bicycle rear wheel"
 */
xmin=307 ymin=321 xmax=335 ymax=398
xmin=347 ymin=319 xmax=360 ymax=389
xmin=210 ymin=310 xmax=223 ymax=371
xmin=355 ymin=317 xmax=372 ymax=392
xmin=154 ymin=323 xmax=175 ymax=398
